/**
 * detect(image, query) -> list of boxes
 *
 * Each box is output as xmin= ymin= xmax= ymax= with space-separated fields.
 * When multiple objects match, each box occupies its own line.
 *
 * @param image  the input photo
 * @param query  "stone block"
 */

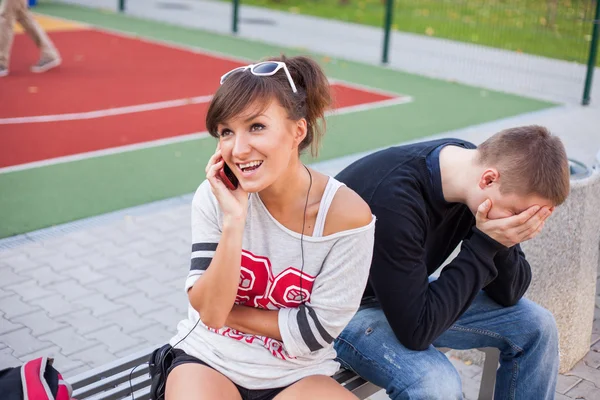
xmin=522 ymin=167 xmax=600 ymax=373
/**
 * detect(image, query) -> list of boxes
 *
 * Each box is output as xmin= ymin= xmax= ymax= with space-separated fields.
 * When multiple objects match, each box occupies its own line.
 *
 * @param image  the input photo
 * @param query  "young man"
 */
xmin=0 ymin=0 xmax=61 ymax=77
xmin=334 ymin=125 xmax=570 ymax=400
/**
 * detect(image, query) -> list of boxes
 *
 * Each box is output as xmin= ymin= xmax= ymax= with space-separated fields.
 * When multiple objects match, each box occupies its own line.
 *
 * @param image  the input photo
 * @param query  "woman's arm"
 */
xmin=226 ymin=305 xmax=282 ymax=340
xmin=188 ymin=219 xmax=245 ymax=329
xmin=186 ymin=148 xmax=249 ymax=329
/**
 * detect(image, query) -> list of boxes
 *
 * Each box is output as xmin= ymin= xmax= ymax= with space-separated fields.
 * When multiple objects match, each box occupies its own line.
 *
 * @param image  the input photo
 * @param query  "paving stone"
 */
xmin=5 ymin=280 xmax=55 ymax=301
xmin=151 ymin=249 xmax=189 ymax=267
xmin=564 ymin=378 xmax=600 ymax=399
xmin=0 ymin=267 xmax=29 ymax=287
xmin=130 ymin=324 xmax=173 ymax=344
xmin=100 ymin=308 xmax=155 ymax=334
xmin=0 ymin=328 xmax=54 ymax=357
xmin=114 ymin=252 xmax=155 ymax=270
xmin=115 ymin=342 xmax=155 ymax=358
xmin=144 ymin=262 xmax=186 ymax=283
xmin=0 ymin=247 xmax=25 ymax=261
xmin=128 ymin=240 xmax=167 ymax=257
xmin=39 ymin=327 xmax=100 ymax=356
xmin=448 ymin=355 xmax=483 ymax=379
xmin=1 ymin=253 xmax=42 ymax=271
xmin=19 ymin=265 xmax=68 ymax=287
xmin=72 ymin=294 xmax=126 ymax=317
xmin=12 ymin=310 xmax=67 ymax=336
xmin=583 ymin=347 xmax=600 ymax=369
xmin=44 ymin=253 xmax=82 ymax=272
xmin=129 ymin=227 xmax=166 ymax=245
xmin=91 ymin=227 xmax=135 ymax=245
xmin=84 ymin=253 xmax=120 ymax=270
xmin=91 ymin=241 xmax=129 ymax=257
xmin=145 ymin=306 xmax=185 ymax=330
xmin=55 ymin=310 xmax=112 ymax=335
xmin=70 ymin=344 xmax=119 ymax=368
xmin=554 ymin=392 xmax=572 ymax=400
xmin=85 ymin=325 xmax=144 ymax=354
xmin=132 ymin=278 xmax=173 ymax=298
xmin=103 ymin=265 xmax=143 ymax=284
xmin=565 ymin=361 xmax=600 ymax=387
xmin=1 ymin=295 xmax=41 ymax=318
xmin=0 ymin=287 xmax=14 ymax=299
xmin=17 ymin=345 xmax=85 ymax=374
xmin=156 ymin=291 xmax=188 ymax=314
xmin=62 ymin=265 xmax=107 ymax=285
xmin=18 ymin=243 xmax=60 ymax=259
xmin=54 ymin=242 xmax=89 ymax=259
xmin=0 ymin=347 xmax=23 ymax=369
xmin=46 ymin=279 xmax=95 ymax=301
xmin=557 ymin=374 xmax=583 ymax=394
xmin=65 ymin=230 xmax=103 ymax=246
xmin=29 ymin=294 xmax=83 ymax=317
xmin=62 ymin=364 xmax=93 ymax=378
xmin=459 ymin=372 xmax=481 ymax=400
xmin=92 ymin=278 xmax=137 ymax=300
xmin=0 ymin=313 xmax=24 ymax=335
xmin=115 ymin=292 xmax=167 ymax=315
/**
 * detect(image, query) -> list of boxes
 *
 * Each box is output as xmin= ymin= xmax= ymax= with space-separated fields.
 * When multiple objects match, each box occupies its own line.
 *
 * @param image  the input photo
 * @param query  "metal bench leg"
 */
xmin=478 ymin=347 xmax=499 ymax=400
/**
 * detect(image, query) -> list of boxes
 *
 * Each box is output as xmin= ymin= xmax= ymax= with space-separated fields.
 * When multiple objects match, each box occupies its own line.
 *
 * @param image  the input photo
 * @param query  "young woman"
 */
xmin=165 ymin=55 xmax=375 ymax=400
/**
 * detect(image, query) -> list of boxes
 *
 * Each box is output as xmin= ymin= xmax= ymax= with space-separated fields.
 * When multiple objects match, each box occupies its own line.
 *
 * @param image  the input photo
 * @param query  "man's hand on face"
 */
xmin=475 ymin=200 xmax=553 ymax=248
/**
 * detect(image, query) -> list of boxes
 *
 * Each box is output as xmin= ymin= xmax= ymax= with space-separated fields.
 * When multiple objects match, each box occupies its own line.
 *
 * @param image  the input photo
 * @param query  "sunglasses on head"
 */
xmin=219 ymin=61 xmax=298 ymax=93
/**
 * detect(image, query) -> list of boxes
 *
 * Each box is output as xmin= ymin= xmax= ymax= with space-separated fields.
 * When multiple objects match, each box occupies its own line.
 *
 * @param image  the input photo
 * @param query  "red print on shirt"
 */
xmin=236 ymin=250 xmax=316 ymax=309
xmin=208 ymin=250 xmax=316 ymax=360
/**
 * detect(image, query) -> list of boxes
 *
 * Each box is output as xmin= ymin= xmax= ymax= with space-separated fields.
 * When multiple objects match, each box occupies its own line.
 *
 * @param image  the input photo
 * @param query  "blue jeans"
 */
xmin=334 ymin=292 xmax=559 ymax=399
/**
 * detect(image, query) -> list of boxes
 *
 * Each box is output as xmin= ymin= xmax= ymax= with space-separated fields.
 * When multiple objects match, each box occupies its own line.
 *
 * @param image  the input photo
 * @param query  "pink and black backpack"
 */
xmin=0 ymin=357 xmax=73 ymax=400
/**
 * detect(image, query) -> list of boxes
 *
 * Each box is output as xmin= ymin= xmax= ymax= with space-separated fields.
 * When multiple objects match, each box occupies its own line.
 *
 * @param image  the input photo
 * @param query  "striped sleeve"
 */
xmin=278 ymin=217 xmax=375 ymax=357
xmin=185 ymin=180 xmax=222 ymax=292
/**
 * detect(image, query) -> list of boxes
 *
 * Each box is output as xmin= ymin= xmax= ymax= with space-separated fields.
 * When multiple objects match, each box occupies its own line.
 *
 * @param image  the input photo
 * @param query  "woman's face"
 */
xmin=217 ymin=100 xmax=305 ymax=193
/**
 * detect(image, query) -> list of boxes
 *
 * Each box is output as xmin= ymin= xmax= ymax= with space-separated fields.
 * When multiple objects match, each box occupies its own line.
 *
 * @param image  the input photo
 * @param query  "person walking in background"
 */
xmin=0 ymin=0 xmax=61 ymax=77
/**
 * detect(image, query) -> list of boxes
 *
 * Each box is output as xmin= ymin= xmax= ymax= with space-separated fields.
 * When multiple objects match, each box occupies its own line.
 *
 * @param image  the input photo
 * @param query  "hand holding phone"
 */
xmin=218 ymin=162 xmax=239 ymax=190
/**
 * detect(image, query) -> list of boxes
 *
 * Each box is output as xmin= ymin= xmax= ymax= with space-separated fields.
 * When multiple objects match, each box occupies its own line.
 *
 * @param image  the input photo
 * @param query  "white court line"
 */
xmin=0 ymin=93 xmax=412 ymax=174
xmin=0 ymin=131 xmax=211 ymax=174
xmin=0 ymin=83 xmax=410 ymax=125
xmin=0 ymin=95 xmax=213 ymax=124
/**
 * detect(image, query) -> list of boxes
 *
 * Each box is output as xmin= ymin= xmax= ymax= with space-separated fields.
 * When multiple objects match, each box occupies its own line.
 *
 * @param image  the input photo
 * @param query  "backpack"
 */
xmin=0 ymin=357 xmax=73 ymax=400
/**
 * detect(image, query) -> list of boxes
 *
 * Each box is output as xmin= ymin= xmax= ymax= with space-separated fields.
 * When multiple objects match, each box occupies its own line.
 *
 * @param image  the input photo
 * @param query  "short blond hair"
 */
xmin=477 ymin=125 xmax=570 ymax=205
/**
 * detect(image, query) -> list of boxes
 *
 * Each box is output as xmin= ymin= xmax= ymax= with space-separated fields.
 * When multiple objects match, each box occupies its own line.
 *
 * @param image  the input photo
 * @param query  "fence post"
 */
xmin=118 ymin=0 xmax=125 ymax=12
xmin=232 ymin=0 xmax=240 ymax=34
xmin=382 ymin=0 xmax=394 ymax=64
xmin=582 ymin=0 xmax=600 ymax=105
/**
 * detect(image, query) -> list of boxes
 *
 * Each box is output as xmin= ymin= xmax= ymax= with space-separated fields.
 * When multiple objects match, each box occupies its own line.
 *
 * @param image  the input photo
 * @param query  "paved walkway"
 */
xmin=2 ymin=1 xmax=600 ymax=398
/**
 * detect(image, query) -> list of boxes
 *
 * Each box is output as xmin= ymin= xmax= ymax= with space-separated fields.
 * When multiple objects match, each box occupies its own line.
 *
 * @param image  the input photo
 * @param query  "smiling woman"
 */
xmin=156 ymin=54 xmax=376 ymax=400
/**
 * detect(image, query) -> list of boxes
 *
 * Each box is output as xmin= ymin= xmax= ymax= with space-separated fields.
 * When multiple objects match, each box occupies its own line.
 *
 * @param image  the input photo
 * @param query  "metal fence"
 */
xmin=81 ymin=0 xmax=600 ymax=104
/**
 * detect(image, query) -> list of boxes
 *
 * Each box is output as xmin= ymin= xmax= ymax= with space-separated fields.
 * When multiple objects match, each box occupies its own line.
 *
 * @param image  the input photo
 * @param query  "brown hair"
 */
xmin=206 ymin=55 xmax=332 ymax=157
xmin=476 ymin=125 xmax=570 ymax=205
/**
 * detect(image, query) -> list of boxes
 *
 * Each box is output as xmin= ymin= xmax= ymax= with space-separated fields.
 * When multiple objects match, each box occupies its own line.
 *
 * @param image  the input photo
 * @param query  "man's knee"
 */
xmin=525 ymin=302 xmax=558 ymax=344
xmin=390 ymin=362 xmax=462 ymax=400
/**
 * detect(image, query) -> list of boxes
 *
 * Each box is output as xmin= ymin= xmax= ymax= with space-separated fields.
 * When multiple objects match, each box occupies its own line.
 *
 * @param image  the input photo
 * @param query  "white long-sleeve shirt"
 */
xmin=169 ymin=178 xmax=375 ymax=389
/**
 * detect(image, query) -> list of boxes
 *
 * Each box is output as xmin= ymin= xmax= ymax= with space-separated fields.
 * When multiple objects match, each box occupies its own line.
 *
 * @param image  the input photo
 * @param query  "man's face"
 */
xmin=484 ymin=186 xmax=554 ymax=220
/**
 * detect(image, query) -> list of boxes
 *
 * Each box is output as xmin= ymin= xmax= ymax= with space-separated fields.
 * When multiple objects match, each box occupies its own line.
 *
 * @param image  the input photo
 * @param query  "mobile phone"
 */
xmin=218 ymin=162 xmax=239 ymax=190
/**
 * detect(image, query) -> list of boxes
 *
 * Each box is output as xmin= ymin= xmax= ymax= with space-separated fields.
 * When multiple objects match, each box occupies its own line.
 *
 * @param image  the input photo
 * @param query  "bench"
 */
xmin=67 ymin=346 xmax=500 ymax=399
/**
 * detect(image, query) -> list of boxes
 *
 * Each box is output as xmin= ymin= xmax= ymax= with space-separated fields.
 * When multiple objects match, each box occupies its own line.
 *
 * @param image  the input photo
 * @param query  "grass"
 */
xmin=225 ymin=0 xmax=598 ymax=66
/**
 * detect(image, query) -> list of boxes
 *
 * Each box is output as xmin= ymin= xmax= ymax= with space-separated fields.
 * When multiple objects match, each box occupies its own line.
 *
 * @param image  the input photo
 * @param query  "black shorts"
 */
xmin=166 ymin=349 xmax=289 ymax=400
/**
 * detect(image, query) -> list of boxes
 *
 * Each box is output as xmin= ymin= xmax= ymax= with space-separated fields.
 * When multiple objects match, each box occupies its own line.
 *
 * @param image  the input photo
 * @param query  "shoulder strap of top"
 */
xmin=312 ymin=177 xmax=345 ymax=238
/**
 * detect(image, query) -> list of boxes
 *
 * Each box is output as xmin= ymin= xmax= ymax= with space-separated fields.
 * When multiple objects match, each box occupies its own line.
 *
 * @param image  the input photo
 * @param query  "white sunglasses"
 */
xmin=219 ymin=61 xmax=298 ymax=93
